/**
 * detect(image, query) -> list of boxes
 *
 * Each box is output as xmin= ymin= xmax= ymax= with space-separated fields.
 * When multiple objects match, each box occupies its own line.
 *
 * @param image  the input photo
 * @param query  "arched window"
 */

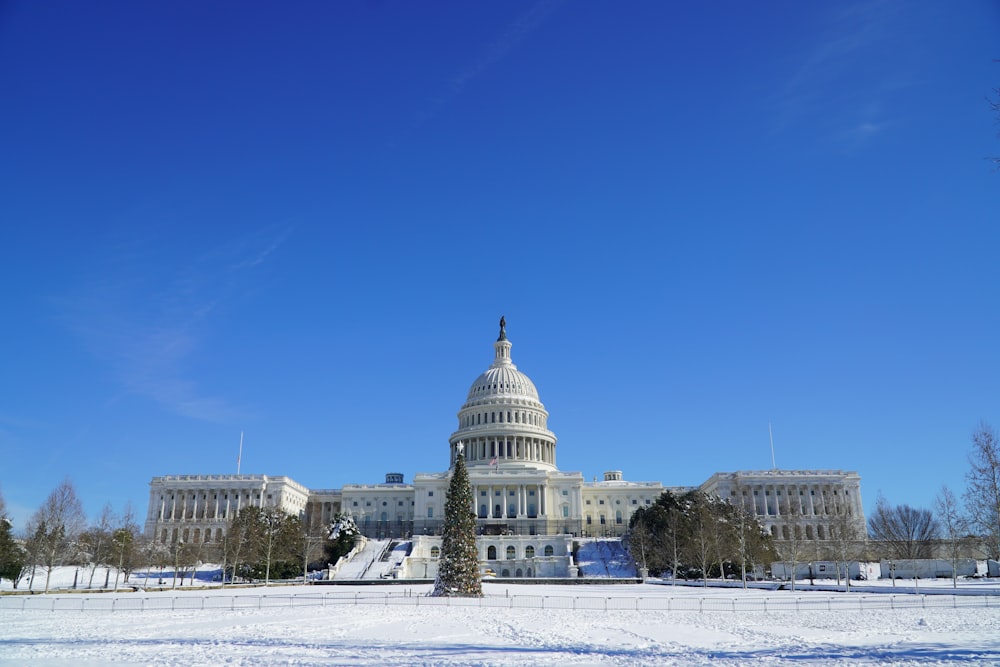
xmin=525 ymin=545 xmax=535 ymax=558
xmin=544 ymin=545 xmax=554 ymax=557
xmin=515 ymin=568 xmax=523 ymax=577
xmin=806 ymin=525 xmax=814 ymax=540
xmin=527 ymin=567 xmax=533 ymax=577
xmin=430 ymin=546 xmax=440 ymax=558
xmin=487 ymin=545 xmax=497 ymax=559
xmin=770 ymin=525 xmax=778 ymax=537
xmin=501 ymin=569 xmax=510 ymax=577
xmin=817 ymin=525 xmax=826 ymax=540
xmin=380 ymin=511 xmax=388 ymax=522
xmin=782 ymin=525 xmax=790 ymax=540
xmin=479 ymin=504 xmax=487 ymax=518
xmin=193 ymin=528 xmax=200 ymax=542
xmin=506 ymin=546 xmax=516 ymax=560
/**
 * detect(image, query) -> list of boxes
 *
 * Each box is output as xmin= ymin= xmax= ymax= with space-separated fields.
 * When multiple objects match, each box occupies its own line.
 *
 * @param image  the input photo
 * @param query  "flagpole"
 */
xmin=768 ymin=422 xmax=776 ymax=470
xmin=237 ymin=431 xmax=243 ymax=475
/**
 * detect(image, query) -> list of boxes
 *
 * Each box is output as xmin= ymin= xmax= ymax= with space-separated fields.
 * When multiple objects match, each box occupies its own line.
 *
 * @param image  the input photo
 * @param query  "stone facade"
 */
xmin=144 ymin=320 xmax=866 ymax=575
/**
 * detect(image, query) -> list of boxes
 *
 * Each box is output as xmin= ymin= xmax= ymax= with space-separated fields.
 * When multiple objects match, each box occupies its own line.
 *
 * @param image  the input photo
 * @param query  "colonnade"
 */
xmin=738 ymin=482 xmax=862 ymax=519
xmin=452 ymin=436 xmax=555 ymax=467
xmin=470 ymin=482 xmax=547 ymax=519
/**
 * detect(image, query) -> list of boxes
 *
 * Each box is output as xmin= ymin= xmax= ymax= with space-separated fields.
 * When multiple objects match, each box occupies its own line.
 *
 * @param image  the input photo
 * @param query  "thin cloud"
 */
xmin=415 ymin=0 xmax=565 ymax=126
xmin=57 ymin=225 xmax=293 ymax=423
xmin=773 ymin=1 xmax=910 ymax=145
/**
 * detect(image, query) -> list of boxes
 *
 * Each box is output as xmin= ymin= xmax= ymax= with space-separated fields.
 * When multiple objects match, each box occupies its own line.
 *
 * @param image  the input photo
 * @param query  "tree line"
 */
xmin=0 ymin=479 xmax=361 ymax=591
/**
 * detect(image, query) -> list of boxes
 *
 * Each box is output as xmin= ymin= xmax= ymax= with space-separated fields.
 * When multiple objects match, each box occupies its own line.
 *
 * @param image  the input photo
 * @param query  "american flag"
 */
xmin=489 ymin=456 xmax=498 ymax=466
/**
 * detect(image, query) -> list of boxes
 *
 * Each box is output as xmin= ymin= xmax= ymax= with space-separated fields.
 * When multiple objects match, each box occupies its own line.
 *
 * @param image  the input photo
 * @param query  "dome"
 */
xmin=466 ymin=365 xmax=539 ymax=401
xmin=449 ymin=318 xmax=557 ymax=472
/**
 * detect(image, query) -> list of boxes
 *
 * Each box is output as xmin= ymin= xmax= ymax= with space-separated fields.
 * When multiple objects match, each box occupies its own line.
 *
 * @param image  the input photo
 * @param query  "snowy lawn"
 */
xmin=2 ymin=582 xmax=999 ymax=666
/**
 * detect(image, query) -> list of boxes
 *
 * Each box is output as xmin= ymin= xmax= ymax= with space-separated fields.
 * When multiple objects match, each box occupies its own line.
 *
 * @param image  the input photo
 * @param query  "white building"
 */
xmin=144 ymin=319 xmax=866 ymax=576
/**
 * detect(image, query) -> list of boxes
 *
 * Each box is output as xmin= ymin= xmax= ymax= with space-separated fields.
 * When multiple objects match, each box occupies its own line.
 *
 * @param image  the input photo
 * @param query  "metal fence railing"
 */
xmin=1 ymin=590 xmax=996 ymax=613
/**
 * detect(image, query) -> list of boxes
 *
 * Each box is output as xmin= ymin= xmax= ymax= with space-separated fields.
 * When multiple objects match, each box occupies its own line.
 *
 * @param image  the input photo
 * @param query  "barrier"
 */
xmin=0 ymin=590 xmax=994 ymax=614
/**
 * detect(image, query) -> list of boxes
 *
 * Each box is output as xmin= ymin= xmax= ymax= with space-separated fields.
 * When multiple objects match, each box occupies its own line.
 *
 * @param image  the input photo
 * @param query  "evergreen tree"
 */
xmin=0 ymin=516 xmax=26 ymax=586
xmin=432 ymin=448 xmax=482 ymax=597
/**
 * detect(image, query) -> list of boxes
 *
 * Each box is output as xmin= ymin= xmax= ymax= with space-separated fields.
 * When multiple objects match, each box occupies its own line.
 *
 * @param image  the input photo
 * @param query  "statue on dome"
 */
xmin=498 ymin=315 xmax=507 ymax=341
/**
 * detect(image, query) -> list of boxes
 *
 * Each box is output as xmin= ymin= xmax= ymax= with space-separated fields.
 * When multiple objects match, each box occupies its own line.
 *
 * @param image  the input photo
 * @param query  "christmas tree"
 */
xmin=431 ymin=444 xmax=483 ymax=597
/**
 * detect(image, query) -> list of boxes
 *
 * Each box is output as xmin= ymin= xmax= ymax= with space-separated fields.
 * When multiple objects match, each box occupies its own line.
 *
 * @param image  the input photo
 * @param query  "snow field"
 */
xmin=2 ymin=583 xmax=999 ymax=666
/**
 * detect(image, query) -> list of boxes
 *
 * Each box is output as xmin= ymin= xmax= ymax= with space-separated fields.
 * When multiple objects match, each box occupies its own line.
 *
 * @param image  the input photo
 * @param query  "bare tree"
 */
xmin=868 ymin=493 xmax=939 ymax=560
xmin=28 ymin=478 xmax=87 ymax=592
xmin=964 ymin=421 xmax=1000 ymax=559
xmin=774 ymin=496 xmax=811 ymax=591
xmin=686 ymin=496 xmax=713 ymax=587
xmin=81 ymin=503 xmax=115 ymax=589
xmin=112 ymin=503 xmax=139 ymax=590
xmin=936 ymin=485 xmax=970 ymax=589
xmin=828 ymin=496 xmax=864 ymax=592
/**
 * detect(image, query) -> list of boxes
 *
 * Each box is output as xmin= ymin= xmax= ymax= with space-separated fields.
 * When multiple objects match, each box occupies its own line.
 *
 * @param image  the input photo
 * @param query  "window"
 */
xmin=562 ymin=505 xmax=569 ymax=518
xmin=632 ymin=499 xmax=637 ymax=505
xmin=427 ymin=507 xmax=433 ymax=518
xmin=599 ymin=515 xmax=606 ymax=525
xmin=525 ymin=546 xmax=535 ymax=558
xmin=487 ymin=546 xmax=497 ymax=559
xmin=544 ymin=545 xmax=554 ymax=556
xmin=586 ymin=500 xmax=592 ymax=505
xmin=529 ymin=490 xmax=535 ymax=496
xmin=599 ymin=500 xmax=605 ymax=505
xmin=561 ymin=490 xmax=568 ymax=496
xmin=481 ymin=490 xmax=487 ymax=496
xmin=430 ymin=546 xmax=440 ymax=558
xmin=506 ymin=546 xmax=516 ymax=560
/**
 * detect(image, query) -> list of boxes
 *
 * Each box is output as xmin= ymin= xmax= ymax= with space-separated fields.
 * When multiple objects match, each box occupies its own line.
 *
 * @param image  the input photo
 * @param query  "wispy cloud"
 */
xmin=57 ymin=225 xmax=293 ymax=423
xmin=773 ymin=1 xmax=914 ymax=147
xmin=415 ymin=0 xmax=565 ymax=126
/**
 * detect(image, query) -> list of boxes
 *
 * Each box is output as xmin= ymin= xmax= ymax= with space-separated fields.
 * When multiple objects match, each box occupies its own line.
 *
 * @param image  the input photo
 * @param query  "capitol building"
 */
xmin=144 ymin=319 xmax=865 ymax=577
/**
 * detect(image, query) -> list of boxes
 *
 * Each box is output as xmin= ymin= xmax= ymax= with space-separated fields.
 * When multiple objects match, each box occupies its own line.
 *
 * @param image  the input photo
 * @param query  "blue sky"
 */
xmin=1 ymin=1 xmax=998 ymax=532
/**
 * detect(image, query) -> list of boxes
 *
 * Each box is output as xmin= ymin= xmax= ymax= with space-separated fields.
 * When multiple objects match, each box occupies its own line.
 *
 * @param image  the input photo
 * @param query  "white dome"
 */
xmin=448 ymin=319 xmax=557 ymax=471
xmin=466 ymin=364 xmax=539 ymax=401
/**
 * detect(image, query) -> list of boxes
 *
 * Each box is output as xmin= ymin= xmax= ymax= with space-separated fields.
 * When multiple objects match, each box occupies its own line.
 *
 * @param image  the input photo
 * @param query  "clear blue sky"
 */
xmin=1 ymin=1 xmax=998 ymax=532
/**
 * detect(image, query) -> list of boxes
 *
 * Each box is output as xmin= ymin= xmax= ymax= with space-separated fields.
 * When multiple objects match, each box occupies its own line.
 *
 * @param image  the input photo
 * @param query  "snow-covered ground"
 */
xmin=576 ymin=538 xmax=637 ymax=577
xmin=2 ymin=569 xmax=999 ymax=666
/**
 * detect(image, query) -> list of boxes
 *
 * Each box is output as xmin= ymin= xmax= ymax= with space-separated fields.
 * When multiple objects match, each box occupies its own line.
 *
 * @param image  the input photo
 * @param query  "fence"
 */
xmin=1 ymin=590 xmax=996 ymax=613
